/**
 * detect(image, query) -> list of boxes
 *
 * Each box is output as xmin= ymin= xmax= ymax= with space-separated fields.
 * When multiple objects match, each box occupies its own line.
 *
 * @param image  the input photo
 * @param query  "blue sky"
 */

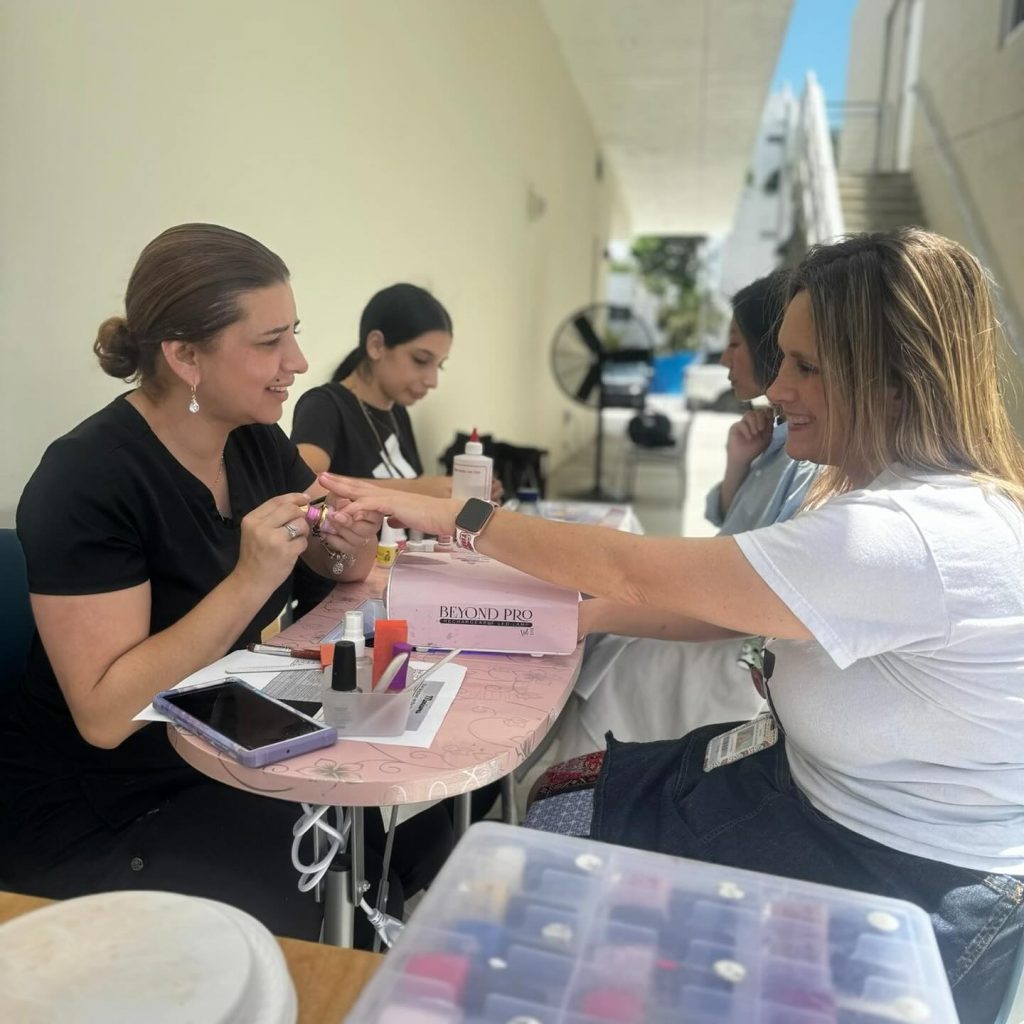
xmin=771 ymin=0 xmax=859 ymax=103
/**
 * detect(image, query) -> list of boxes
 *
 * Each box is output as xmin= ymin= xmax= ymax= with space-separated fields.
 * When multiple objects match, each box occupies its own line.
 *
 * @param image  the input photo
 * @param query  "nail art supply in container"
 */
xmin=343 ymin=822 xmax=960 ymax=1024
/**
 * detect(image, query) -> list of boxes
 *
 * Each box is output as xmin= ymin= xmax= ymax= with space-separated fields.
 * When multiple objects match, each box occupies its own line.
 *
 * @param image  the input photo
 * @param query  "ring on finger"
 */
xmin=284 ymin=522 xmax=299 ymax=541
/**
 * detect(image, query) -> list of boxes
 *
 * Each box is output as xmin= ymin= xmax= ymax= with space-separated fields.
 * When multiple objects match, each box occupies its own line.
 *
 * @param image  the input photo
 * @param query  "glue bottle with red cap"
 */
xmin=451 ymin=428 xmax=493 ymax=501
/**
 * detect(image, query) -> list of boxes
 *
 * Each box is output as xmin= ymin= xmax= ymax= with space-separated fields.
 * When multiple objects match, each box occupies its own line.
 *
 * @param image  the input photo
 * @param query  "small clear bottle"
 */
xmin=516 ymin=487 xmax=541 ymax=516
xmin=342 ymin=610 xmax=372 ymax=692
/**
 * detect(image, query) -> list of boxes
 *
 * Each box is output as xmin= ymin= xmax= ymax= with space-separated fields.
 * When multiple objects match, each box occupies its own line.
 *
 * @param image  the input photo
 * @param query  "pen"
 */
xmin=247 ymin=643 xmax=322 ymax=661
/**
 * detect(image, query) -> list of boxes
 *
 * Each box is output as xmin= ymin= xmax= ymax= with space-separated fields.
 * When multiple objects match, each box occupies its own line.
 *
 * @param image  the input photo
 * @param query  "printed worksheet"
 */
xmin=133 ymin=650 xmax=466 ymax=748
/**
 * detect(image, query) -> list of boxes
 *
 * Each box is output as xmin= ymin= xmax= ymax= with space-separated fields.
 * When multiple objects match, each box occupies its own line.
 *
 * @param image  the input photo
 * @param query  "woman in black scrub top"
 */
xmin=0 ymin=224 xmax=453 ymax=943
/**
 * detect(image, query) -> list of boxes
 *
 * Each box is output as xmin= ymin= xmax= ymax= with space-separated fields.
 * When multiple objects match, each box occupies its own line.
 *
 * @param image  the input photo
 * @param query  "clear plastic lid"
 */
xmin=345 ymin=822 xmax=958 ymax=1024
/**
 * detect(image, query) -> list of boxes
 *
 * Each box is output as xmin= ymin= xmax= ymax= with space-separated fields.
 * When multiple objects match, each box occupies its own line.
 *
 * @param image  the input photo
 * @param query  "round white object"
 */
xmin=713 ymin=958 xmax=747 ymax=984
xmin=867 ymin=910 xmax=901 ymax=933
xmin=0 ymin=890 xmax=295 ymax=1024
xmin=540 ymin=921 xmax=573 ymax=945
xmin=717 ymin=881 xmax=746 ymax=900
xmin=203 ymin=900 xmax=297 ymax=1024
xmin=892 ymin=996 xmax=932 ymax=1022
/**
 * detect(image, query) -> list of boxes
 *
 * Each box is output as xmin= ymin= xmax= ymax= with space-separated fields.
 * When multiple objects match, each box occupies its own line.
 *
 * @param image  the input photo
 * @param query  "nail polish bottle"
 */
xmin=377 ymin=520 xmax=400 ymax=567
xmin=321 ymin=641 xmax=358 ymax=728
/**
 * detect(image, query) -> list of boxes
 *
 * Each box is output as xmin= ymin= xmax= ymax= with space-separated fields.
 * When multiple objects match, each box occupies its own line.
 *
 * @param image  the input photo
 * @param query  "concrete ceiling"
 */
xmin=540 ymin=0 xmax=793 ymax=236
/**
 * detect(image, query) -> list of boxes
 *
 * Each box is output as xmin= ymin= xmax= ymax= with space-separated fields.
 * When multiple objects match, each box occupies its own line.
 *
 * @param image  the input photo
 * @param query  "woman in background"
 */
xmin=554 ymin=269 xmax=817 ymax=765
xmin=292 ymin=282 xmax=454 ymax=494
xmin=291 ymin=283 xmax=455 ymax=617
xmin=708 ymin=269 xmax=817 ymax=533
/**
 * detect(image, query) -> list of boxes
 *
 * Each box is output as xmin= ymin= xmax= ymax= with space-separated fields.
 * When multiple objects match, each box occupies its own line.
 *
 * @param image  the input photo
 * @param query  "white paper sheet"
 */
xmin=133 ymin=650 xmax=466 ymax=748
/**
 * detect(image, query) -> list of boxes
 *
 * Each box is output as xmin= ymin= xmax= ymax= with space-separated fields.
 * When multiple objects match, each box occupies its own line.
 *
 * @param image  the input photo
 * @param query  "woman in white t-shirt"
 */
xmin=318 ymin=228 xmax=1024 ymax=1023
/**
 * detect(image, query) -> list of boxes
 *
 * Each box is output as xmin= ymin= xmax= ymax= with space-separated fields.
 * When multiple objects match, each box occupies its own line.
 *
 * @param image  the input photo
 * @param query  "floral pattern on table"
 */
xmin=169 ymin=568 xmax=583 ymax=806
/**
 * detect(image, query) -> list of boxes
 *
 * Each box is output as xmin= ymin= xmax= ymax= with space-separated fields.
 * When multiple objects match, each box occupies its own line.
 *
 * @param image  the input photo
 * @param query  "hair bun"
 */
xmin=93 ymin=316 xmax=140 ymax=380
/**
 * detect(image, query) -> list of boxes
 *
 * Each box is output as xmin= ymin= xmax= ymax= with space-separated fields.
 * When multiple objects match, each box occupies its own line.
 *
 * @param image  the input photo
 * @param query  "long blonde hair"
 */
xmin=790 ymin=228 xmax=1024 ymax=509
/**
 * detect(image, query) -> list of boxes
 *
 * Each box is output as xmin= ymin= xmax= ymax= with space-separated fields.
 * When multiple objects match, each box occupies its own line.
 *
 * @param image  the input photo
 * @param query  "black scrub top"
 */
xmin=291 ymin=382 xmax=423 ymax=480
xmin=289 ymin=382 xmax=424 ymax=615
xmin=0 ymin=394 xmax=315 ymax=872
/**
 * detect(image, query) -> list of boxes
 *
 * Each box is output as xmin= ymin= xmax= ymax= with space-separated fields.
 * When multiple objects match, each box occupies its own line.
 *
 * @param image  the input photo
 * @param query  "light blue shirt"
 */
xmin=705 ymin=422 xmax=819 ymax=535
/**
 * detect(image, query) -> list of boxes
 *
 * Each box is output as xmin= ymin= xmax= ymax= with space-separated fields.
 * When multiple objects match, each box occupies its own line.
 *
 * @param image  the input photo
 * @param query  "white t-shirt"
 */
xmin=734 ymin=468 xmax=1024 ymax=874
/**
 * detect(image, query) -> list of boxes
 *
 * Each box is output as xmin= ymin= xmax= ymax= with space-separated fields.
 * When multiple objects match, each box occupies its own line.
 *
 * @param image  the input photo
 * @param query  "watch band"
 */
xmin=454 ymin=498 xmax=498 ymax=552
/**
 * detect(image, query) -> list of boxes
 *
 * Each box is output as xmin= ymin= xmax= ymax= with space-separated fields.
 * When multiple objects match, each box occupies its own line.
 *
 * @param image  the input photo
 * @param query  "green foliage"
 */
xmin=631 ymin=235 xmax=703 ymax=294
xmin=631 ymin=235 xmax=720 ymax=351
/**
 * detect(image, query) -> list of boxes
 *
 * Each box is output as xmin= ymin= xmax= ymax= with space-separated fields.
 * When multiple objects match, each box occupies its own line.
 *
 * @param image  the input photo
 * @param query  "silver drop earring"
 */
xmin=188 ymin=384 xmax=200 ymax=415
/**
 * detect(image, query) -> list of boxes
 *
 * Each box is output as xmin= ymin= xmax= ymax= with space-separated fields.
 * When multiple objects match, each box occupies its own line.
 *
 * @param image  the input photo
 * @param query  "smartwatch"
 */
xmin=454 ymin=497 xmax=498 ymax=552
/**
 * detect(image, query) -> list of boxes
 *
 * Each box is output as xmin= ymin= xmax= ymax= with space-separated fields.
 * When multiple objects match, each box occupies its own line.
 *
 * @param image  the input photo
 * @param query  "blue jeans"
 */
xmin=591 ymin=722 xmax=1024 ymax=1024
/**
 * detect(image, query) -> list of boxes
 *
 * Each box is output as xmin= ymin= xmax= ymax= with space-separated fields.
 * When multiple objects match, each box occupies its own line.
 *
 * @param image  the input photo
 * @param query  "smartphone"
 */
xmin=154 ymin=678 xmax=337 ymax=768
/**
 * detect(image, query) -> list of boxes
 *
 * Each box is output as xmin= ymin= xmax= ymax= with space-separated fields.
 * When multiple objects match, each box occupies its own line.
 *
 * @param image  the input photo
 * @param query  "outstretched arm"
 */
xmin=319 ymin=474 xmax=811 ymax=642
xmin=578 ymin=597 xmax=746 ymax=642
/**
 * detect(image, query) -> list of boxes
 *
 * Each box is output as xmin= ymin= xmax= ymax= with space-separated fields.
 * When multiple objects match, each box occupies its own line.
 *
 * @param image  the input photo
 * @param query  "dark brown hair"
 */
xmin=731 ymin=268 xmax=790 ymax=388
xmin=331 ymin=283 xmax=452 ymax=383
xmin=93 ymin=223 xmax=289 ymax=388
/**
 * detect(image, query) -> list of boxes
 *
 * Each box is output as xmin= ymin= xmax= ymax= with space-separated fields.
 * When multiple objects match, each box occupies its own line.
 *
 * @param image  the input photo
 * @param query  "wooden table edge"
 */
xmin=0 ymin=889 xmax=382 ymax=1023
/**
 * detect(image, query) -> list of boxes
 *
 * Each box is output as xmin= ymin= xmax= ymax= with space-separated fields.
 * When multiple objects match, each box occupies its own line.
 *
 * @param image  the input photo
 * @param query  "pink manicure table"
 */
xmin=167 ymin=567 xmax=583 ymax=946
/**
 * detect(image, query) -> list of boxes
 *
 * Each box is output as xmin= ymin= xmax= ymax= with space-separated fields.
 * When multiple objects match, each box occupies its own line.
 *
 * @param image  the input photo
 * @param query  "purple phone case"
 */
xmin=153 ymin=677 xmax=337 ymax=768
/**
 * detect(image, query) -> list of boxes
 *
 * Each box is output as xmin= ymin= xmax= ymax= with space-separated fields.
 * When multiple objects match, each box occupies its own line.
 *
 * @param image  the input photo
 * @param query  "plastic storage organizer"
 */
xmin=346 ymin=822 xmax=957 ymax=1024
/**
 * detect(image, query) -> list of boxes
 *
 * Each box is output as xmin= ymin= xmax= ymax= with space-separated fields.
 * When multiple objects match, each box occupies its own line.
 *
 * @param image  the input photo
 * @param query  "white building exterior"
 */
xmin=842 ymin=0 xmax=1024 ymax=364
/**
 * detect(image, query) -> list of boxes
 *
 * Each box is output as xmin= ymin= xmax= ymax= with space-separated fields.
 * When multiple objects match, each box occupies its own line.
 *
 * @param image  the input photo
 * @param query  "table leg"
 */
xmin=313 ymin=821 xmax=324 ymax=903
xmin=323 ymin=806 xmax=358 ymax=947
xmin=501 ymin=774 xmax=518 ymax=825
xmin=453 ymin=792 xmax=472 ymax=838
xmin=350 ymin=806 xmax=366 ymax=915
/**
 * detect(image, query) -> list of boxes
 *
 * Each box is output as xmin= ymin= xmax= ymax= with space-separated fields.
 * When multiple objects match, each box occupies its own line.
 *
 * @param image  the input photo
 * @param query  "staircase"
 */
xmin=838 ymin=172 xmax=926 ymax=232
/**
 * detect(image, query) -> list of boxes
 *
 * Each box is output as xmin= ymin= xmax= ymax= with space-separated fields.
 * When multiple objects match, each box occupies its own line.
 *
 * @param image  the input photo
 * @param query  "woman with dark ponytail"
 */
xmin=292 ymin=283 xmax=456 ymax=494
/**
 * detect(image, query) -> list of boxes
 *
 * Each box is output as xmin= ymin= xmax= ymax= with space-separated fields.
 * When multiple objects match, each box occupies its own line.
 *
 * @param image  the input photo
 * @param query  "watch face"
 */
xmin=455 ymin=497 xmax=494 ymax=533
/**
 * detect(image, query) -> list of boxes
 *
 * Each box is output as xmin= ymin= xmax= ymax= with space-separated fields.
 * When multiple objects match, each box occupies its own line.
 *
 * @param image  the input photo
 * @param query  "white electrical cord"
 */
xmin=359 ymin=898 xmax=405 ymax=949
xmin=291 ymin=803 xmax=349 ymax=893
xmin=290 ymin=803 xmax=407 ymax=949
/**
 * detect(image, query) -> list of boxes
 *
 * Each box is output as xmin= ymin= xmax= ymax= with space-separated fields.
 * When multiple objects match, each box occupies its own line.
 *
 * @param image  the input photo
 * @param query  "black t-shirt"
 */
xmin=291 ymin=383 xmax=423 ymax=480
xmin=290 ymin=383 xmax=424 ymax=615
xmin=0 ymin=395 xmax=314 ymax=869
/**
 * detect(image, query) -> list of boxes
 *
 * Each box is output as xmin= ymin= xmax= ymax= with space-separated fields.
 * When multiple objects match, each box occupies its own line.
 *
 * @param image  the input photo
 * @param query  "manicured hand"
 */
xmin=319 ymin=474 xmax=461 ymax=538
xmin=319 ymin=496 xmax=382 ymax=554
xmin=235 ymin=493 xmax=310 ymax=592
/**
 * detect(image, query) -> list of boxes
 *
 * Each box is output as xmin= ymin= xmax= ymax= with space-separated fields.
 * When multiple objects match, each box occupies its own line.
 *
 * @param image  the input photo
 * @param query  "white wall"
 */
xmin=839 ymin=0 xmax=891 ymax=172
xmin=841 ymin=0 xmax=1024 ymax=425
xmin=718 ymin=89 xmax=797 ymax=298
xmin=909 ymin=0 xmax=1024 ymax=354
xmin=0 ymin=0 xmax=629 ymax=525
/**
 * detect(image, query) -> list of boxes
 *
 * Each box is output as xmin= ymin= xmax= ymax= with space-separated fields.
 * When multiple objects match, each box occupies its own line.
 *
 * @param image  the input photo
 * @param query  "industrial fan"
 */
xmin=550 ymin=303 xmax=657 ymax=499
